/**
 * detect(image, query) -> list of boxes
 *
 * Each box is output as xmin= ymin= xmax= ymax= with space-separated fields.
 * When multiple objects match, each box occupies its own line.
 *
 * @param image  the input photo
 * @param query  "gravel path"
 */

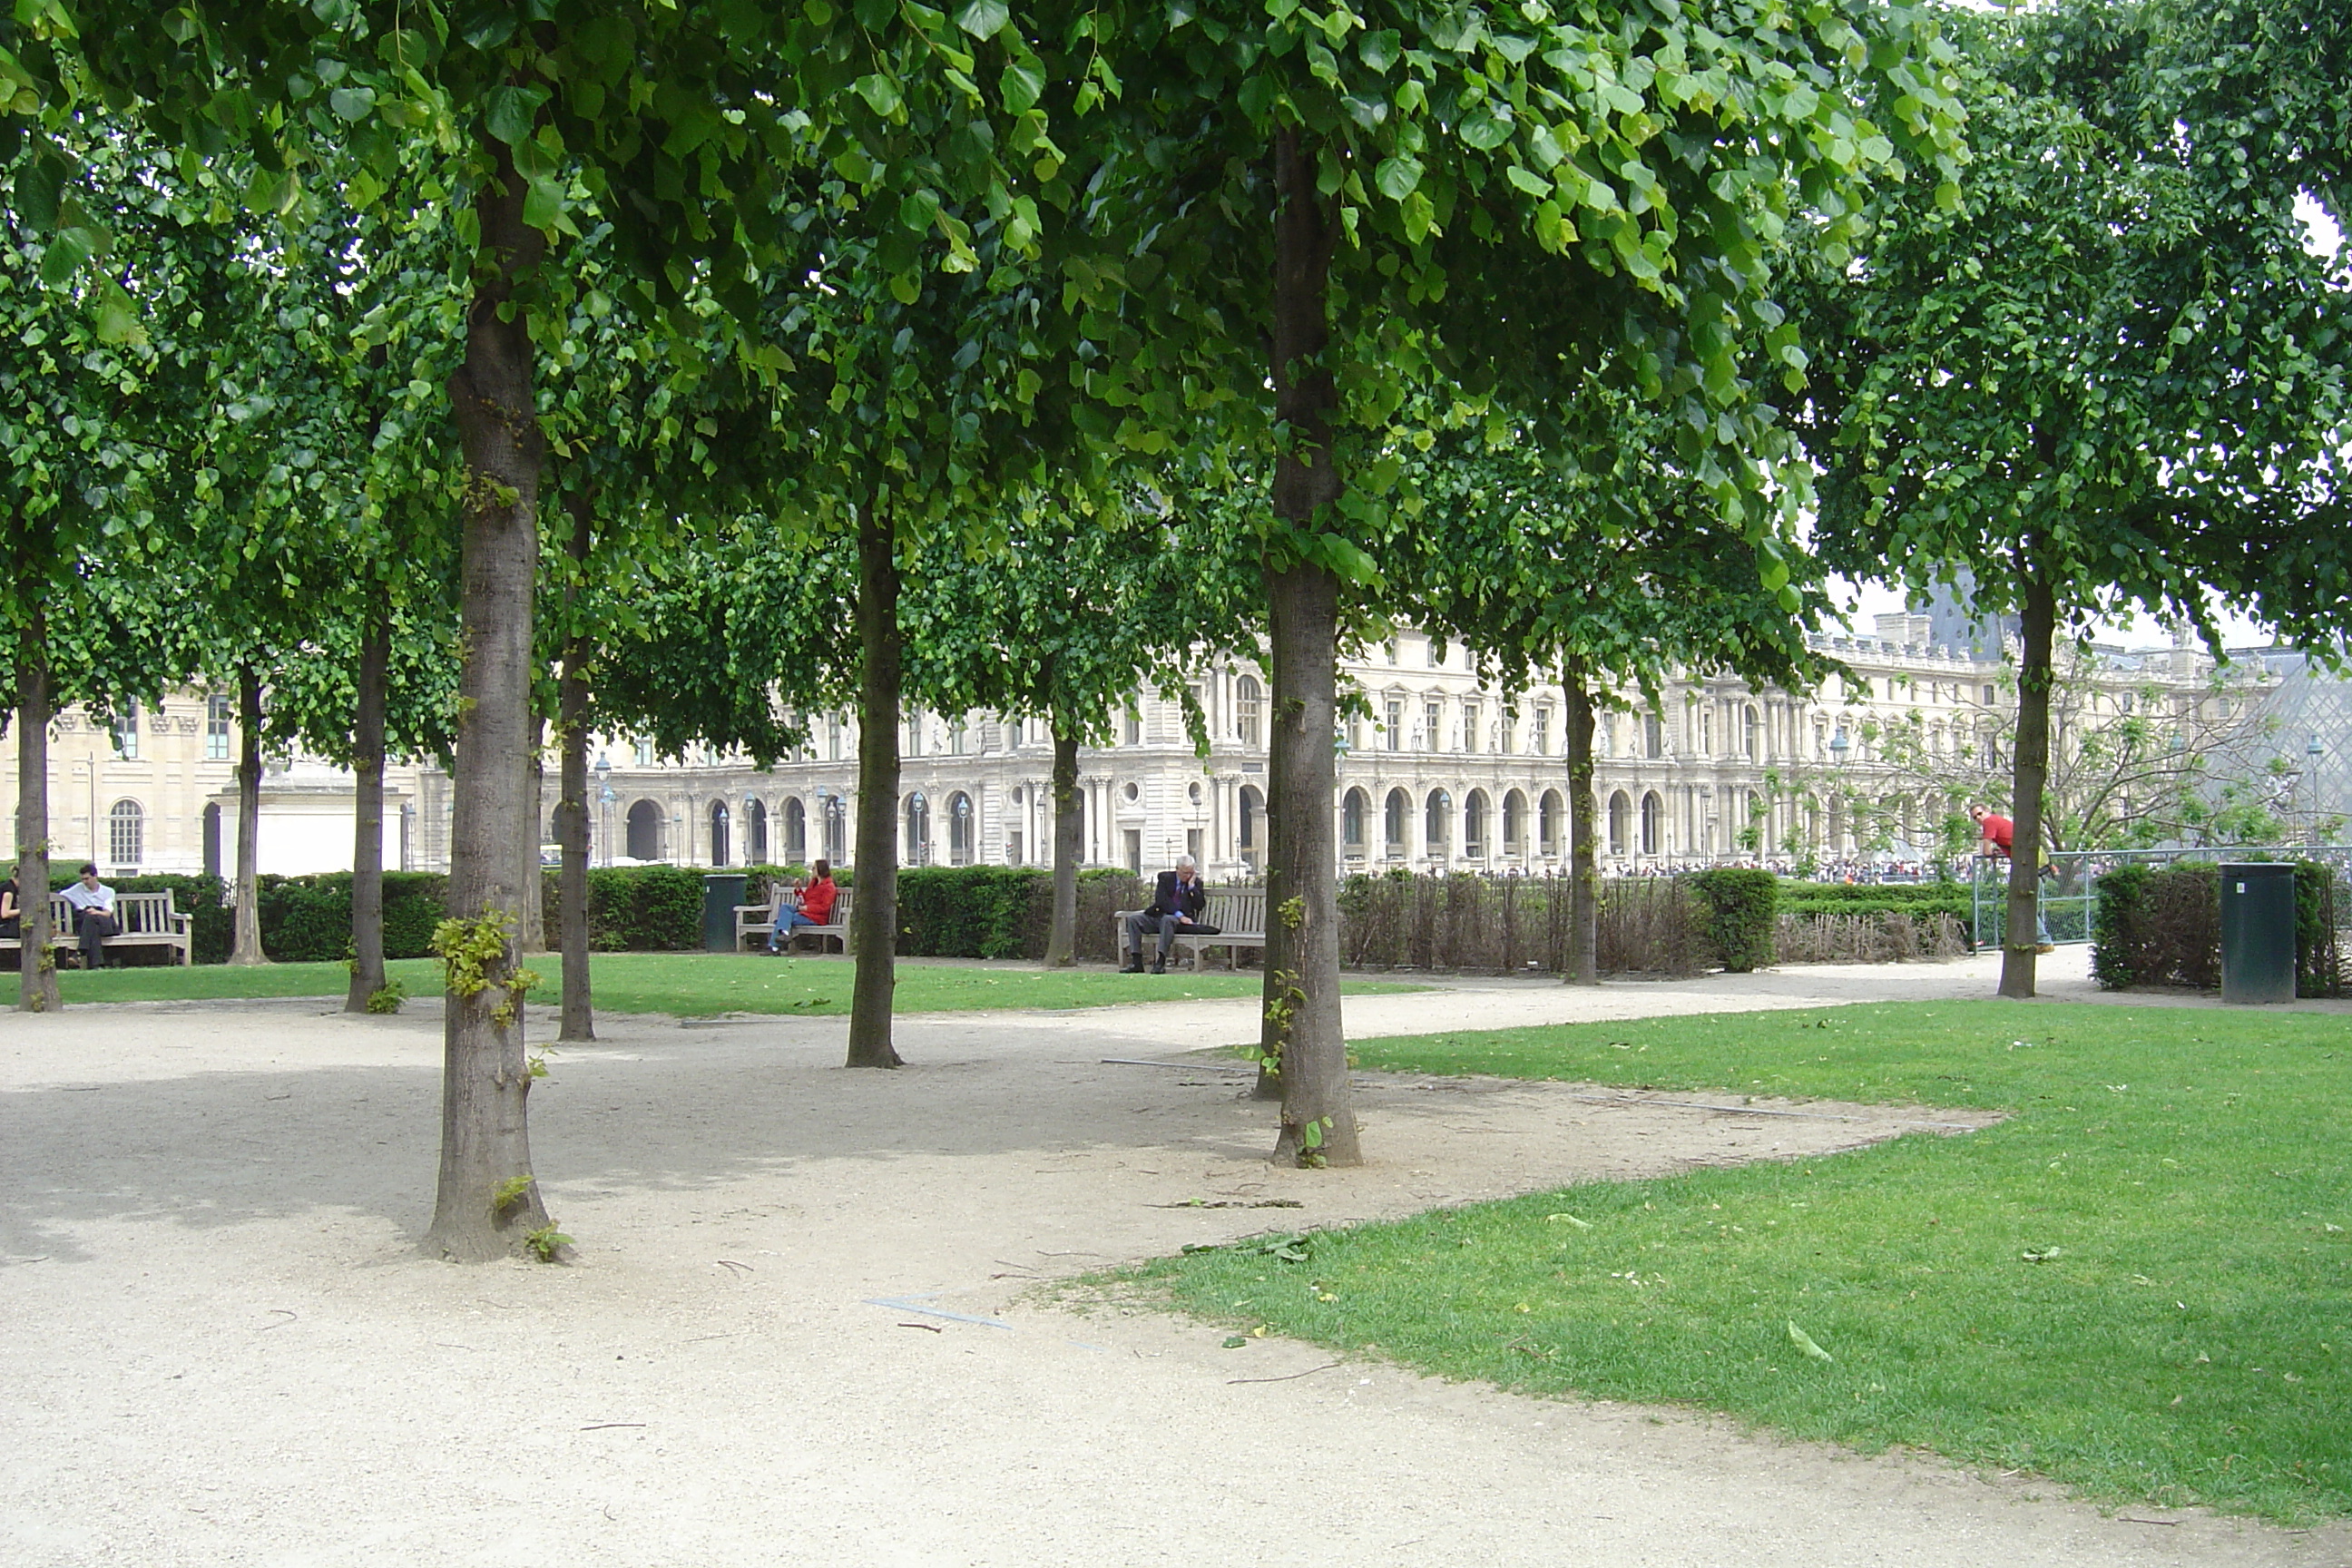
xmin=3 ymin=949 xmax=2342 ymax=1566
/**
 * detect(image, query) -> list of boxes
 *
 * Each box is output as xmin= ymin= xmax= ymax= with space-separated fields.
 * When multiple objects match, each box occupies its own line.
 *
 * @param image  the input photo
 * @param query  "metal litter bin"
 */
xmin=703 ymin=873 xmax=749 ymax=954
xmin=2219 ymin=862 xmax=2296 ymax=1004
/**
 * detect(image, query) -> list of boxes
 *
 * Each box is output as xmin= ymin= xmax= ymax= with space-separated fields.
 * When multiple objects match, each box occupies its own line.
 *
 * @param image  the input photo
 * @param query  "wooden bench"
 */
xmin=734 ymin=888 xmax=855 ymax=956
xmin=0 ymin=890 xmax=193 ymax=967
xmin=1111 ymin=887 xmax=1266 ymax=971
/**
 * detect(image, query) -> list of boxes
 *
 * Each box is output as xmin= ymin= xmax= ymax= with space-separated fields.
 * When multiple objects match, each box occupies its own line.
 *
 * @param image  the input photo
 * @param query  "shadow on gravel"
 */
xmin=0 ymin=1035 xmax=1278 ymax=1263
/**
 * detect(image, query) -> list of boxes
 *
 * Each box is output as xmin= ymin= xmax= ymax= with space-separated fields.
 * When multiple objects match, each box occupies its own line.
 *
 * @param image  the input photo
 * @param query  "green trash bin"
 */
xmin=2219 ymin=863 xmax=2296 ymax=1004
xmin=703 ymin=874 xmax=749 ymax=954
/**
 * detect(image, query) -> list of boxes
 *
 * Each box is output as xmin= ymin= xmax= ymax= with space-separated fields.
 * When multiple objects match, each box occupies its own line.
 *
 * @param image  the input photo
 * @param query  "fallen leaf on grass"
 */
xmin=1545 ymin=1213 xmax=1592 ymax=1229
xmin=1787 ymin=1321 xmax=1834 ymax=1363
xmin=2022 ymin=1247 xmax=2064 ymax=1263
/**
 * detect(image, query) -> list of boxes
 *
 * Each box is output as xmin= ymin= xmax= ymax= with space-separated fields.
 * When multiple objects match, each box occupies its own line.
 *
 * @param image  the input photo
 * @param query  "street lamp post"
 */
xmin=594 ymin=752 xmax=613 ymax=867
xmin=2307 ymin=737 xmax=2325 ymax=842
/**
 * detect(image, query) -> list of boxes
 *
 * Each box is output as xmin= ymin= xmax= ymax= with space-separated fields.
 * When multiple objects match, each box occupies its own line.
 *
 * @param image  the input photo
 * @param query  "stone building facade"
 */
xmin=7 ymin=616 xmax=2304 ymax=884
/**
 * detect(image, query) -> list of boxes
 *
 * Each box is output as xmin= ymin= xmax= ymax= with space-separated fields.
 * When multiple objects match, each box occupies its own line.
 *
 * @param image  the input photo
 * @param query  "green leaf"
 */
xmin=955 ymin=0 xmax=1008 ymax=38
xmin=484 ymin=84 xmax=550 ymax=147
xmin=999 ymin=57 xmax=1044 ymax=114
xmin=1787 ymin=1320 xmax=1834 ymax=1363
xmin=855 ymin=74 xmax=904 ymax=117
xmin=328 ymin=85 xmax=376 ymax=122
xmin=1375 ymin=156 xmax=1423 ymax=201
xmin=1504 ymin=165 xmax=1550 ymax=198
xmin=1459 ymin=108 xmax=1513 ymax=151
xmin=38 ymin=226 xmax=95 ymax=287
xmin=19 ymin=152 xmax=66 ymax=231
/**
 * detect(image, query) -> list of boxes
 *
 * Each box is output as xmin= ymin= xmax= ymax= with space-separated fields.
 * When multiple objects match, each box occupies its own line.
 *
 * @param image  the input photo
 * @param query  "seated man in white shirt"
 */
xmin=61 ymin=862 xmax=121 ymax=970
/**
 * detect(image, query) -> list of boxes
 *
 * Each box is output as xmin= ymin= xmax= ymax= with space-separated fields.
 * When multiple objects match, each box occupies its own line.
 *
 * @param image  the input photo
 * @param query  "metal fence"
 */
xmin=1970 ymin=845 xmax=2352 ymax=952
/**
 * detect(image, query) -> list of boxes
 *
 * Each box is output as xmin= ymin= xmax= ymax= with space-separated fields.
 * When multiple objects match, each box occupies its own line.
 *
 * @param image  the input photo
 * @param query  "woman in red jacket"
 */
xmin=767 ymin=859 xmax=838 ymax=953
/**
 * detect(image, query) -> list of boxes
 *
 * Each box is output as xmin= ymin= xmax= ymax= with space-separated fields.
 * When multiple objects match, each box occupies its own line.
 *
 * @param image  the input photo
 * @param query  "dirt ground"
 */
xmin=4 ymin=950 xmax=2346 ymax=1566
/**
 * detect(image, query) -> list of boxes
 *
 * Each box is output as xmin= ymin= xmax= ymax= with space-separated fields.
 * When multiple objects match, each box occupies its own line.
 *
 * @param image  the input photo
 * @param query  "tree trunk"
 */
xmin=518 ymin=717 xmax=547 ymax=955
xmin=1044 ymin=724 xmax=1081 ymax=966
xmin=1261 ymin=125 xmax=1357 ymax=1167
xmin=344 ymin=596 xmax=389 ymax=1011
xmin=424 ymin=133 xmax=554 ymax=1261
xmin=15 ymin=624 xmax=62 ymax=1013
xmin=1564 ymin=671 xmax=1600 ymax=985
xmin=230 ymin=663 xmax=266 ymax=965
xmin=1999 ymin=554 xmax=2055 ymax=1000
xmin=556 ymin=488 xmax=595 ymax=1044
xmin=845 ymin=501 xmax=904 ymax=1068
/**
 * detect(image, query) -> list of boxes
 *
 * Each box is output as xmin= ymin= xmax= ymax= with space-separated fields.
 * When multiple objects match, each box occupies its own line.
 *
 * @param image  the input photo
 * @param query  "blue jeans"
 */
xmin=768 ymin=909 xmax=816 ymax=952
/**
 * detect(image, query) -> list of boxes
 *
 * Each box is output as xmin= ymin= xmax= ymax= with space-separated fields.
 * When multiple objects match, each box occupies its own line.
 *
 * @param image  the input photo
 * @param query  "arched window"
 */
xmin=1502 ymin=789 xmax=1526 ymax=857
xmin=1745 ymin=704 xmax=1761 ymax=760
xmin=1342 ymin=788 xmax=1367 ymax=852
xmin=1640 ymin=792 xmax=1663 ymax=857
xmin=1425 ymin=789 xmax=1452 ymax=855
xmin=1384 ymin=789 xmax=1409 ymax=855
xmin=1238 ymin=784 xmax=1263 ymax=870
xmin=1539 ymin=789 xmax=1563 ymax=858
xmin=1235 ymin=674 xmax=1263 ymax=749
xmin=709 ymin=800 xmax=730 ymax=866
xmin=784 ymin=798 xmax=807 ymax=861
xmin=905 ymin=792 xmax=930 ymax=867
xmin=948 ymin=791 xmax=975 ymax=865
xmin=747 ymin=799 xmax=769 ymax=862
xmin=1463 ymin=789 xmax=1488 ymax=858
xmin=109 ymin=799 xmax=143 ymax=868
xmin=1608 ymin=791 xmax=1632 ymax=858
xmin=626 ymin=799 xmax=663 ymax=861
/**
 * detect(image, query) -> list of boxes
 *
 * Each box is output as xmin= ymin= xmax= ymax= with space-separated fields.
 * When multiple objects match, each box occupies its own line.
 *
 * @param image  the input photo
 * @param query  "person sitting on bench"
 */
xmin=768 ymin=859 xmax=838 ymax=953
xmin=61 ymin=862 xmax=122 ymax=970
xmin=1122 ymin=855 xmax=1212 ymax=975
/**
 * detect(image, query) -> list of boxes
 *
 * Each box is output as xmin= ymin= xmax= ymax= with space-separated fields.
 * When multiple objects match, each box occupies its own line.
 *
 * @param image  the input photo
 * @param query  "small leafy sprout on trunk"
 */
xmin=491 ymin=1175 xmax=535 ymax=1216
xmin=430 ymin=912 xmax=538 ymax=1028
xmin=524 ymin=1225 xmax=572 ymax=1263
xmin=364 ymin=981 xmax=406 ymax=1014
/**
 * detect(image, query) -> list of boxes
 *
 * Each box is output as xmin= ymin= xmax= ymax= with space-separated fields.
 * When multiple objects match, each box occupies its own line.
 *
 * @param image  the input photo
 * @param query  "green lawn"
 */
xmin=1143 ymin=1002 xmax=2351 ymax=1523
xmin=48 ymin=951 xmax=1417 ymax=1015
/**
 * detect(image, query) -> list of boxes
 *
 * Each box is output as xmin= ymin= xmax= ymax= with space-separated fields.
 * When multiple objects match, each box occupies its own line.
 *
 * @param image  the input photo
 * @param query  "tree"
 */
xmin=28 ymin=0 xmax=1058 ymax=1255
xmin=1398 ymin=388 xmax=1834 ymax=984
xmin=1065 ymin=0 xmax=1962 ymax=1160
xmin=898 ymin=499 xmax=1251 ymax=965
xmin=2 ymin=122 xmax=205 ymax=1009
xmin=1849 ymin=647 xmax=2310 ymax=854
xmin=1792 ymin=1 xmax=2349 ymax=997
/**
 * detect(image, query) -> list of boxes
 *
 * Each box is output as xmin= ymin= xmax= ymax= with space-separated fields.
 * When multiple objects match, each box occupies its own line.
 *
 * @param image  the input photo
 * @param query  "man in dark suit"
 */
xmin=1122 ymin=855 xmax=1209 ymax=975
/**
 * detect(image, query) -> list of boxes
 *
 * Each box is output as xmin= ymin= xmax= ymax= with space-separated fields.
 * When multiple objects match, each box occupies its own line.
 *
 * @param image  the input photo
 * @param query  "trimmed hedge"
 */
xmin=1685 ymin=867 xmax=1778 ymax=973
xmin=2092 ymin=860 xmax=2344 ymax=997
xmin=257 ymin=872 xmax=450 ymax=963
xmin=896 ymin=866 xmax=1048 ymax=958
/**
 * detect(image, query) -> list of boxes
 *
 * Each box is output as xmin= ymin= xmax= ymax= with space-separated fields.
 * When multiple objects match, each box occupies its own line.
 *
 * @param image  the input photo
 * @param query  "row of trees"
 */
xmin=3 ymin=1 xmax=2345 ymax=1254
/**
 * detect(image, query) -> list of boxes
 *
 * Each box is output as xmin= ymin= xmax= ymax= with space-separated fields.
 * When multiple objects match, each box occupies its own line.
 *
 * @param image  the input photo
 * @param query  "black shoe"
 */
xmin=1119 ymin=959 xmax=1145 ymax=974
xmin=1150 ymin=959 xmax=1167 ymax=975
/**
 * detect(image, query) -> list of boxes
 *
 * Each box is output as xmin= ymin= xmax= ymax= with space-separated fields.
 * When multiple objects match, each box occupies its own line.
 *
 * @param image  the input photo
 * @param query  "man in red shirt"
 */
xmin=1969 ymin=804 xmax=2053 ymax=951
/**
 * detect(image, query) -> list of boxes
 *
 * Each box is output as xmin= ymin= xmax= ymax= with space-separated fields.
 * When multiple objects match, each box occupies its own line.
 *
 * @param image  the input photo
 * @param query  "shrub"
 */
xmin=1333 ymin=873 xmax=1708 ymax=976
xmin=896 ymin=866 xmax=1051 ymax=958
xmin=1684 ymin=867 xmax=1778 ymax=973
xmin=2092 ymin=863 xmax=2220 ymax=989
xmin=579 ymin=865 xmax=706 ymax=952
xmin=254 ymin=872 xmax=449 ymax=963
xmin=2293 ymin=862 xmax=2344 ymax=998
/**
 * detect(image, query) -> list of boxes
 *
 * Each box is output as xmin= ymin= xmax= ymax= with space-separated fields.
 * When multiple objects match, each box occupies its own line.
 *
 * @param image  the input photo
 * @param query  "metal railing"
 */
xmin=1970 ymin=845 xmax=2352 ymax=952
